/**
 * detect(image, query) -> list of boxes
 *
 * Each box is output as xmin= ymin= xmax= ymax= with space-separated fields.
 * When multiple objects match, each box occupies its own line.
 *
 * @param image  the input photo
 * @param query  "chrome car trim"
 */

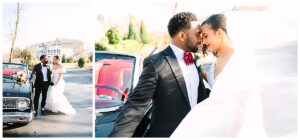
xmin=95 ymin=105 xmax=122 ymax=113
xmin=3 ymin=97 xmax=31 ymax=110
xmin=3 ymin=112 xmax=33 ymax=123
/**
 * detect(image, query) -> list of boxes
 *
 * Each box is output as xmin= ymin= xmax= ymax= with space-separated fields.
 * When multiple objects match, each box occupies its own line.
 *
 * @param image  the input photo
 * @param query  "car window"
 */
xmin=95 ymin=53 xmax=136 ymax=101
xmin=3 ymin=63 xmax=27 ymax=76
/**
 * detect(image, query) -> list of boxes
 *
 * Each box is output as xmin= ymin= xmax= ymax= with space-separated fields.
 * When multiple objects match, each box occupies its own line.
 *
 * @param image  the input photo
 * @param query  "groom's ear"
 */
xmin=178 ymin=31 xmax=186 ymax=42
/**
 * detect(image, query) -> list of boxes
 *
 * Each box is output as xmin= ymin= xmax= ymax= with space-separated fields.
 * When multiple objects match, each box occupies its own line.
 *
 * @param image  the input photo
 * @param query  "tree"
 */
xmin=127 ymin=19 xmax=137 ymax=40
xmin=105 ymin=27 xmax=121 ymax=44
xmin=95 ymin=42 xmax=108 ymax=51
xmin=21 ymin=48 xmax=32 ymax=65
xmin=88 ymin=53 xmax=93 ymax=62
xmin=62 ymin=54 xmax=66 ymax=63
xmin=67 ymin=58 xmax=73 ymax=63
xmin=78 ymin=57 xmax=85 ymax=68
xmin=140 ymin=20 xmax=149 ymax=44
xmin=9 ymin=3 xmax=22 ymax=63
xmin=13 ymin=47 xmax=22 ymax=58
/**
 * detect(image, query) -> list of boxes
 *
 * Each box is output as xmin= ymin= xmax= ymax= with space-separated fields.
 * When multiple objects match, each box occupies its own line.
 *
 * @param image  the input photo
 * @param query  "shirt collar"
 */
xmin=170 ymin=43 xmax=184 ymax=61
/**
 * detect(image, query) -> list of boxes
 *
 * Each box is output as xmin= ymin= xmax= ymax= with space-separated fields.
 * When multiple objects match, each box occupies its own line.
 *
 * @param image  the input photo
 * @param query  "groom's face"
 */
xmin=184 ymin=21 xmax=202 ymax=53
xmin=42 ymin=57 xmax=48 ymax=64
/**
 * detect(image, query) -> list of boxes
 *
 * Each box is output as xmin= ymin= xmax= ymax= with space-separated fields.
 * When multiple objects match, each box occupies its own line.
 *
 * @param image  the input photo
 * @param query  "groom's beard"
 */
xmin=185 ymin=42 xmax=199 ymax=53
xmin=185 ymin=37 xmax=200 ymax=53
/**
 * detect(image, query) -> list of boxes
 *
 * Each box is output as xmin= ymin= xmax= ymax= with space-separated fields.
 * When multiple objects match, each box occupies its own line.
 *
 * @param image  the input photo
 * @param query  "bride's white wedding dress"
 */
xmin=171 ymin=49 xmax=267 ymax=137
xmin=44 ymin=66 xmax=76 ymax=115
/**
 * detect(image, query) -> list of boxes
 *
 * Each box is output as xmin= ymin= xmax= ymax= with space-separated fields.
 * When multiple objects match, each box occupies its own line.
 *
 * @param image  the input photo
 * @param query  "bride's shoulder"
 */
xmin=57 ymin=64 xmax=64 ymax=69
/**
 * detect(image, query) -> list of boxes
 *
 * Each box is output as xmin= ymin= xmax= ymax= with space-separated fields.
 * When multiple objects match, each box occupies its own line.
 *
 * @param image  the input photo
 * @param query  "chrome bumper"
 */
xmin=3 ymin=111 xmax=33 ymax=123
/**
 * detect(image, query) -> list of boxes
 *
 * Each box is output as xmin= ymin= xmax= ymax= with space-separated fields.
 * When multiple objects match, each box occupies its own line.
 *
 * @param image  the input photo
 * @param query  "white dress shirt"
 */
xmin=41 ymin=64 xmax=48 ymax=82
xmin=170 ymin=43 xmax=199 ymax=108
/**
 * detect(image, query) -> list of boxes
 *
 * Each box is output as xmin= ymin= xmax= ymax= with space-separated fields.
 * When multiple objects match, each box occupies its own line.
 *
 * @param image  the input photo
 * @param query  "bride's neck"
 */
xmin=217 ymin=40 xmax=234 ymax=60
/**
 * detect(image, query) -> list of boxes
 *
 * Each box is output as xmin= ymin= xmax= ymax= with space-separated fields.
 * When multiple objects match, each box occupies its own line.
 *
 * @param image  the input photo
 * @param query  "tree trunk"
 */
xmin=9 ymin=3 xmax=21 ymax=63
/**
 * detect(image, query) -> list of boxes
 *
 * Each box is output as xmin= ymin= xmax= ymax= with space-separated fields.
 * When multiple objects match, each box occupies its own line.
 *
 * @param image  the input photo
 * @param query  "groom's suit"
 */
xmin=109 ymin=46 xmax=210 ymax=137
xmin=30 ymin=63 xmax=52 ymax=112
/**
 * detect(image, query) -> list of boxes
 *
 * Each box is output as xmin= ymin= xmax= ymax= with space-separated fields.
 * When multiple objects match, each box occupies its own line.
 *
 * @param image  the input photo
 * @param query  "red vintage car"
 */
xmin=95 ymin=51 xmax=145 ymax=137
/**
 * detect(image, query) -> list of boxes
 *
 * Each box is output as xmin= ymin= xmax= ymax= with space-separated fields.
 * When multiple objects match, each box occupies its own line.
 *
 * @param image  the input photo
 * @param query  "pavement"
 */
xmin=3 ymin=68 xmax=93 ymax=137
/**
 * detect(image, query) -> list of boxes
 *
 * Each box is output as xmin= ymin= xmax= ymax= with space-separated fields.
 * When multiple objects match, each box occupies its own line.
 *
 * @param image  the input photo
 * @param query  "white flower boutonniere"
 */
xmin=192 ymin=53 xmax=203 ymax=73
xmin=192 ymin=53 xmax=208 ymax=81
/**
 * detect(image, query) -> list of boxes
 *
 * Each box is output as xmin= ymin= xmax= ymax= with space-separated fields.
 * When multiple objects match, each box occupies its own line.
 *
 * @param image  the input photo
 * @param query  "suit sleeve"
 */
xmin=198 ymin=76 xmax=210 ymax=103
xmin=109 ymin=58 xmax=158 ymax=137
xmin=29 ymin=65 xmax=36 ymax=81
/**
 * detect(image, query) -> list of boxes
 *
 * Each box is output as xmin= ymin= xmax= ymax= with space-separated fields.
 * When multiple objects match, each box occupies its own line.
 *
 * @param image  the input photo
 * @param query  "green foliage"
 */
xmin=88 ymin=53 xmax=93 ymax=62
xmin=13 ymin=48 xmax=22 ymax=58
xmin=140 ymin=20 xmax=149 ymax=44
xmin=127 ymin=20 xmax=137 ymax=40
xmin=109 ymin=40 xmax=143 ymax=54
xmin=95 ymin=42 xmax=109 ymax=51
xmin=66 ymin=58 xmax=73 ymax=63
xmin=105 ymin=27 xmax=121 ymax=44
xmin=28 ymin=60 xmax=40 ymax=70
xmin=78 ymin=57 xmax=85 ymax=68
xmin=21 ymin=48 xmax=32 ymax=65
xmin=62 ymin=54 xmax=66 ymax=63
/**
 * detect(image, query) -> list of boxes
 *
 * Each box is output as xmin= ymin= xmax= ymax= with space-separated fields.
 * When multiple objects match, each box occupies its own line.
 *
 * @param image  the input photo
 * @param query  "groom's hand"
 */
xmin=29 ymin=80 xmax=33 ymax=84
xmin=50 ymin=82 xmax=54 ymax=86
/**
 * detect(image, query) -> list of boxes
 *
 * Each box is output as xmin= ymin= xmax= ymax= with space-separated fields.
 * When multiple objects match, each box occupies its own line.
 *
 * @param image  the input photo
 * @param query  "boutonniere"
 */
xmin=192 ymin=53 xmax=202 ymax=73
xmin=192 ymin=53 xmax=208 ymax=81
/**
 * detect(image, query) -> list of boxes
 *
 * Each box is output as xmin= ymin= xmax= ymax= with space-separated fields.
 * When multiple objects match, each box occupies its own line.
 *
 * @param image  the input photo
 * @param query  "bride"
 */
xmin=44 ymin=55 xmax=76 ymax=115
xmin=171 ymin=14 xmax=266 ymax=137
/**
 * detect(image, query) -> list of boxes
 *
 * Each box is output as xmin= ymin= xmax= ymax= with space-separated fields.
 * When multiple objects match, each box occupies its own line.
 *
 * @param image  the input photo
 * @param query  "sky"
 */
xmin=94 ymin=0 xmax=297 ymax=40
xmin=3 ymin=2 xmax=93 ymax=51
xmin=2 ymin=0 xmax=297 ymax=51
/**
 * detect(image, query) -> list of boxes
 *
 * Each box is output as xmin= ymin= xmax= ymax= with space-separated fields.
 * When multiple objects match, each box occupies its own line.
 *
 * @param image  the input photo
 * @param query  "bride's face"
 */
xmin=53 ymin=57 xmax=58 ymax=64
xmin=201 ymin=24 xmax=221 ymax=53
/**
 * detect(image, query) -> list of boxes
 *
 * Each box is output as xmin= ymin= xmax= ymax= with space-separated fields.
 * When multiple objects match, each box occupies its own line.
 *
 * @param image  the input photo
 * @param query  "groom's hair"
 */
xmin=40 ymin=55 xmax=47 ymax=60
xmin=168 ymin=12 xmax=198 ymax=38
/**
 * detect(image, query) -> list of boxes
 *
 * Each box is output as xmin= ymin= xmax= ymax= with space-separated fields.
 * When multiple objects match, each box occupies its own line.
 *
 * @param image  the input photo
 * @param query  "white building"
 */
xmin=27 ymin=38 xmax=84 ymax=63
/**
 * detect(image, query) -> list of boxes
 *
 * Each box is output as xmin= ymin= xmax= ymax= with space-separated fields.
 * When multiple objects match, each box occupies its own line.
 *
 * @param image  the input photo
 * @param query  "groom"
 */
xmin=109 ymin=12 xmax=209 ymax=137
xmin=29 ymin=55 xmax=53 ymax=115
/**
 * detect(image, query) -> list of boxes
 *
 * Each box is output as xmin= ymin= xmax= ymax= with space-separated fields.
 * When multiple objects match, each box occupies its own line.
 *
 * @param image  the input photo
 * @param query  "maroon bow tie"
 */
xmin=43 ymin=64 xmax=47 ymax=67
xmin=183 ymin=52 xmax=194 ymax=65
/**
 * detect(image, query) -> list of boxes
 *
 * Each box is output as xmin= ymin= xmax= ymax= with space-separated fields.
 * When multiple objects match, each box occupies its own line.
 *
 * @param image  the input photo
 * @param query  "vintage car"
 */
xmin=3 ymin=62 xmax=34 ymax=125
xmin=95 ymin=51 xmax=157 ymax=137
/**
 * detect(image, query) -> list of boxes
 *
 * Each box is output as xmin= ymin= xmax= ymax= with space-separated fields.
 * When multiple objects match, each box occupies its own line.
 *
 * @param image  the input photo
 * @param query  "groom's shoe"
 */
xmin=33 ymin=111 xmax=37 ymax=117
xmin=41 ymin=108 xmax=45 ymax=112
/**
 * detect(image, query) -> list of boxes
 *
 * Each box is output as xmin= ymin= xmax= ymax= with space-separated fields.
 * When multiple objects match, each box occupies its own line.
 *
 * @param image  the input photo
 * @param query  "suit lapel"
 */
xmin=163 ymin=46 xmax=190 ymax=107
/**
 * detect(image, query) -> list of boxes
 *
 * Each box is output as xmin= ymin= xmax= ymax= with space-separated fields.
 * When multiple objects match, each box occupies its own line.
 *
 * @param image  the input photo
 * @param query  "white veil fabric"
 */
xmin=171 ymin=5 xmax=297 ymax=137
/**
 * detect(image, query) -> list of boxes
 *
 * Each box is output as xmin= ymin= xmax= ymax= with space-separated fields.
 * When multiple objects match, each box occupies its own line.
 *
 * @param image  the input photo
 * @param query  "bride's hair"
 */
xmin=201 ymin=14 xmax=227 ymax=34
xmin=54 ymin=55 xmax=60 ymax=60
xmin=201 ymin=14 xmax=227 ymax=56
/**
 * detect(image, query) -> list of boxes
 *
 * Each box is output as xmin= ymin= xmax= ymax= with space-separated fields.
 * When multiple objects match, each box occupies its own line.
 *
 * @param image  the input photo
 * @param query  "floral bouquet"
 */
xmin=16 ymin=71 xmax=27 ymax=86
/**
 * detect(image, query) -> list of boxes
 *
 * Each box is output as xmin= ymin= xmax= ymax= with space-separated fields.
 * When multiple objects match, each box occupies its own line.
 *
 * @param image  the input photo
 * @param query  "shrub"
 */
xmin=78 ymin=57 xmax=85 ymax=68
xmin=105 ymin=27 xmax=121 ymax=44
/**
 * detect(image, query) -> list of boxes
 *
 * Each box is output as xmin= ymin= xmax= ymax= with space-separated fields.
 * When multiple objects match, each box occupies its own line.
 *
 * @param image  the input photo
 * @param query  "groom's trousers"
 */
xmin=34 ymin=82 xmax=50 ymax=111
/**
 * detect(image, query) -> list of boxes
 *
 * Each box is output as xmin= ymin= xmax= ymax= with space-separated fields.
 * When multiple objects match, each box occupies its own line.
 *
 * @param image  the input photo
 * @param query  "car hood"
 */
xmin=3 ymin=82 xmax=32 ymax=98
